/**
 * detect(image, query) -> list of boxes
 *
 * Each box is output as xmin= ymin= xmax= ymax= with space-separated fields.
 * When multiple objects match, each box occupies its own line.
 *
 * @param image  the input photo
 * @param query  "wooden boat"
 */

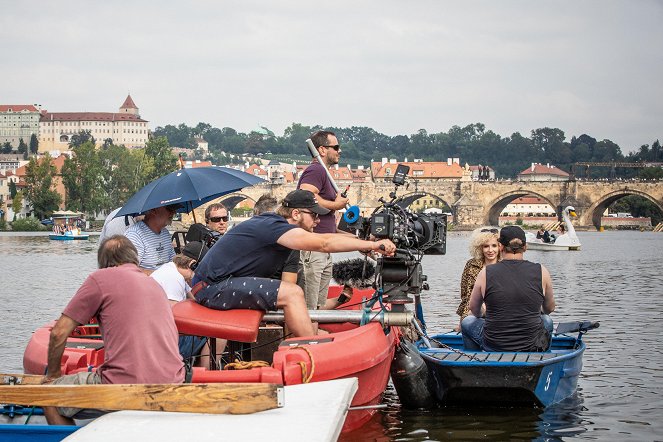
xmin=525 ymin=206 xmax=581 ymax=251
xmin=0 ymin=378 xmax=358 ymax=442
xmin=21 ymin=286 xmax=402 ymax=433
xmin=416 ymin=321 xmax=598 ymax=407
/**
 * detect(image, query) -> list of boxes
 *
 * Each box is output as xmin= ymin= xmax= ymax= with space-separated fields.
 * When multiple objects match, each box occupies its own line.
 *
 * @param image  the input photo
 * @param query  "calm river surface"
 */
xmin=1 ymin=231 xmax=662 ymax=441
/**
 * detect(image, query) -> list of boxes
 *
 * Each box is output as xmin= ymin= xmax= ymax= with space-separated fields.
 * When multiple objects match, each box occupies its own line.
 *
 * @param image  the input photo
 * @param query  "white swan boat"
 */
xmin=526 ymin=206 xmax=581 ymax=251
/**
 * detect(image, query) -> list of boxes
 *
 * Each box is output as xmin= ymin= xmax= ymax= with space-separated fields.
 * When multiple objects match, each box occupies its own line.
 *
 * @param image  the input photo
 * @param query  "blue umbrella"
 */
xmin=115 ymin=166 xmax=265 ymax=218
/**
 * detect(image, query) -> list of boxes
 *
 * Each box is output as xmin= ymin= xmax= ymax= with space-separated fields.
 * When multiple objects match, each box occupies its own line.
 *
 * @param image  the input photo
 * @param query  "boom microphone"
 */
xmin=332 ymin=258 xmax=376 ymax=288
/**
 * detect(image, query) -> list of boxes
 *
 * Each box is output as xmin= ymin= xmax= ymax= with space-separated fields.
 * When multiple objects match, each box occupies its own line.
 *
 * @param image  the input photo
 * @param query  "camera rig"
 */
xmin=339 ymin=164 xmax=447 ymax=312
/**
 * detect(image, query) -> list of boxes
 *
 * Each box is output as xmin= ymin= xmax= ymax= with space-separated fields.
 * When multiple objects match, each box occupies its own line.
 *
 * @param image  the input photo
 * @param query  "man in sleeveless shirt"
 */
xmin=461 ymin=226 xmax=556 ymax=352
xmin=297 ymin=130 xmax=349 ymax=310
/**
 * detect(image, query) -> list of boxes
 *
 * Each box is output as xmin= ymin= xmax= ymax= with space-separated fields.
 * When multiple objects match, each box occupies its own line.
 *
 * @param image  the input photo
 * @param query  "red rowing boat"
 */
xmin=23 ymin=286 xmax=401 ymax=432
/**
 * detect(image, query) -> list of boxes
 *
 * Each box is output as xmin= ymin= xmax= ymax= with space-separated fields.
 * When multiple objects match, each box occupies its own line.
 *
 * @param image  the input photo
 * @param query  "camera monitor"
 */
xmin=392 ymin=164 xmax=410 ymax=186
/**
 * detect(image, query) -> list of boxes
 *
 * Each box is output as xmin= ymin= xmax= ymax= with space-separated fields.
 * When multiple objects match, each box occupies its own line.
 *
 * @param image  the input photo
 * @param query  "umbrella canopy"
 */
xmin=115 ymin=167 xmax=265 ymax=217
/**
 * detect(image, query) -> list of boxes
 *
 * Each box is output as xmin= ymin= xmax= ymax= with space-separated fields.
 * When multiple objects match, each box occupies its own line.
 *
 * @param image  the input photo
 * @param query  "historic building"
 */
xmin=38 ymin=95 xmax=149 ymax=152
xmin=517 ymin=163 xmax=570 ymax=181
xmin=0 ymin=104 xmax=40 ymax=148
xmin=371 ymin=158 xmax=464 ymax=182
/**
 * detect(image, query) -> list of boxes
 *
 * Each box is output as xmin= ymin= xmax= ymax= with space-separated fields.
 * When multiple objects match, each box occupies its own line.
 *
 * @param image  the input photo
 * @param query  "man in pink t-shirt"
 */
xmin=42 ymin=235 xmax=185 ymax=425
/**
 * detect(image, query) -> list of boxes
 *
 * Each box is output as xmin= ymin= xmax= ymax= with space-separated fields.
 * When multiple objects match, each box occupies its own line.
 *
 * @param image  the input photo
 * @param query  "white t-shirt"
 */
xmin=150 ymin=262 xmax=191 ymax=302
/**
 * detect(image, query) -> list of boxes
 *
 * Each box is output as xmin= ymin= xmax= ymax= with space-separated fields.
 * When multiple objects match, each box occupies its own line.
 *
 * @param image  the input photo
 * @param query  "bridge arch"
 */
xmin=584 ymin=189 xmax=663 ymax=229
xmin=486 ymin=191 xmax=556 ymax=226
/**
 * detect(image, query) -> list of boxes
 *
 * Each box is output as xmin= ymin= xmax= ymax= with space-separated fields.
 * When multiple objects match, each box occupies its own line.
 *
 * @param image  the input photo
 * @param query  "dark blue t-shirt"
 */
xmin=194 ymin=213 xmax=297 ymax=284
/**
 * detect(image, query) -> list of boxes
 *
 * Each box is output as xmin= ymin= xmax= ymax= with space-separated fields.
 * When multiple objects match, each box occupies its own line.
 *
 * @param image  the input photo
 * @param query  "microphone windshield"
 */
xmin=332 ymin=258 xmax=376 ymax=288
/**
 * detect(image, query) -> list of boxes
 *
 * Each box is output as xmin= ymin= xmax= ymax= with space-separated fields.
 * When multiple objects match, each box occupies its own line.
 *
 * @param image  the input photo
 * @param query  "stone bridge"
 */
xmin=202 ymin=179 xmax=663 ymax=230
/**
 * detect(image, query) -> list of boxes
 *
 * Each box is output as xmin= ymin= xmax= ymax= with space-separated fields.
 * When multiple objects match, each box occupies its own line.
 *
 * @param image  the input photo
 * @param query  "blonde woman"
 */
xmin=455 ymin=227 xmax=500 ymax=330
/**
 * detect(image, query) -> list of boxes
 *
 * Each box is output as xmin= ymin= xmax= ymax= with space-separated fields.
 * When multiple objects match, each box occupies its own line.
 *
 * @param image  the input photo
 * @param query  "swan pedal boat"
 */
xmin=525 ymin=206 xmax=581 ymax=251
xmin=19 ymin=286 xmax=400 ymax=434
xmin=416 ymin=321 xmax=598 ymax=407
xmin=48 ymin=233 xmax=90 ymax=241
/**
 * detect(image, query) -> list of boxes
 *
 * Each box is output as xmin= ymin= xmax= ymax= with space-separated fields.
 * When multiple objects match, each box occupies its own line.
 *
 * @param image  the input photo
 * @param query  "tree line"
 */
xmin=20 ymin=131 xmax=177 ymax=220
xmin=154 ymin=122 xmax=662 ymax=179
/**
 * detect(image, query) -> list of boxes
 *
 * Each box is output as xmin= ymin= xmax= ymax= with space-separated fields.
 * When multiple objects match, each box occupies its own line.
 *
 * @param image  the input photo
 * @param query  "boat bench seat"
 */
xmin=172 ymin=300 xmax=264 ymax=343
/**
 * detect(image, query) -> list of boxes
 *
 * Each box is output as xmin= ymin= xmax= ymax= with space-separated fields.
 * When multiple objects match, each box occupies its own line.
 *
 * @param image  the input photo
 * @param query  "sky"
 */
xmin=1 ymin=1 xmax=661 ymax=153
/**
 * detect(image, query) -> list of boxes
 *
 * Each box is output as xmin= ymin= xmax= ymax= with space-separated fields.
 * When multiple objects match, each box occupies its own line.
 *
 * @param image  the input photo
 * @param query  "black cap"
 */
xmin=499 ymin=225 xmax=526 ymax=247
xmin=182 ymin=241 xmax=208 ymax=261
xmin=282 ymin=190 xmax=331 ymax=216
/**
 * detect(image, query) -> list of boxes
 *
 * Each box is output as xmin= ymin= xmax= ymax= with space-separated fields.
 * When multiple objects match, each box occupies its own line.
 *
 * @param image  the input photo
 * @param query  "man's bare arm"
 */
xmin=278 ymin=228 xmax=395 ymax=255
xmin=541 ymin=265 xmax=556 ymax=314
xmin=469 ymin=269 xmax=486 ymax=317
xmin=44 ymin=314 xmax=80 ymax=382
xmin=299 ymin=183 xmax=348 ymax=211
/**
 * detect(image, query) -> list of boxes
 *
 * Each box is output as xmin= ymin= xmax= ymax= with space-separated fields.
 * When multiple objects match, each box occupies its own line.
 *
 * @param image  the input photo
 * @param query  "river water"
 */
xmin=1 ymin=231 xmax=662 ymax=441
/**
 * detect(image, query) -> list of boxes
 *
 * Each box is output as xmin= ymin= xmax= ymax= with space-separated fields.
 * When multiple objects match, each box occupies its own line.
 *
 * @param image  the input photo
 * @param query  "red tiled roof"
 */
xmin=185 ymin=161 xmax=212 ymax=168
xmin=519 ymin=164 xmax=569 ymax=177
xmin=121 ymin=95 xmax=137 ymax=109
xmin=371 ymin=161 xmax=463 ymax=179
xmin=246 ymin=164 xmax=268 ymax=176
xmin=14 ymin=154 xmax=67 ymax=177
xmin=0 ymin=105 xmax=39 ymax=112
xmin=40 ymin=112 xmax=147 ymax=123
xmin=511 ymin=196 xmax=548 ymax=204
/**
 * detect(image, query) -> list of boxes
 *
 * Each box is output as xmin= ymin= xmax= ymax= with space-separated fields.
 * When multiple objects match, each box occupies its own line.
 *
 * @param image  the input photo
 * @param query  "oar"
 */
xmin=0 ymin=379 xmax=283 ymax=415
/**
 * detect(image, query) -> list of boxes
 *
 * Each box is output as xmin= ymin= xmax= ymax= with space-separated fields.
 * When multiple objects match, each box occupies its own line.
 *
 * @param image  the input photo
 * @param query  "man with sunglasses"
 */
xmin=297 ymin=130 xmax=349 ymax=311
xmin=205 ymin=203 xmax=229 ymax=235
xmin=191 ymin=190 xmax=396 ymax=337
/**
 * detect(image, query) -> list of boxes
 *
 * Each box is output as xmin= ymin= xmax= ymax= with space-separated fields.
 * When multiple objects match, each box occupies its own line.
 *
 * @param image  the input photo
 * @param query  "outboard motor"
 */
xmin=390 ymin=340 xmax=437 ymax=409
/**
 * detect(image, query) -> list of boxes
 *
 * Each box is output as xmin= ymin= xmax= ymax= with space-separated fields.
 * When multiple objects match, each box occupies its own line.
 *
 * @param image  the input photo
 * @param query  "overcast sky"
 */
xmin=1 ymin=1 xmax=661 ymax=153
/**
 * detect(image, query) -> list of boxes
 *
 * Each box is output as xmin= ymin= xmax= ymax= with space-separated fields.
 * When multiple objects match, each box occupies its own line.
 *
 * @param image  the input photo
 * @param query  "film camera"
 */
xmin=185 ymin=223 xmax=222 ymax=248
xmin=339 ymin=164 xmax=447 ymax=311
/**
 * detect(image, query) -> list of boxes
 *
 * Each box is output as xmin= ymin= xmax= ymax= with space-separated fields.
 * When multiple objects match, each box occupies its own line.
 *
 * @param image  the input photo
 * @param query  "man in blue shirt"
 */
xmin=192 ymin=190 xmax=396 ymax=337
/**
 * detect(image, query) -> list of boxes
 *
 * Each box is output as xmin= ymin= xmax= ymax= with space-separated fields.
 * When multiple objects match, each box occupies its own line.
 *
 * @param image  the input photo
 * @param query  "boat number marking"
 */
xmin=544 ymin=371 xmax=552 ymax=391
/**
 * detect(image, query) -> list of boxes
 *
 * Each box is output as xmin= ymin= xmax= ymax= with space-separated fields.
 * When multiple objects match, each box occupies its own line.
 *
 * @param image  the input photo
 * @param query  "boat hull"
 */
xmin=49 ymin=234 xmax=90 ymax=241
xmin=418 ymin=332 xmax=585 ymax=407
xmin=525 ymin=241 xmax=580 ymax=251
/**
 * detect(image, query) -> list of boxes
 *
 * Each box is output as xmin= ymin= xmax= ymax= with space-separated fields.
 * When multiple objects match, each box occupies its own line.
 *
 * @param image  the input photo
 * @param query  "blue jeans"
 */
xmin=179 ymin=335 xmax=207 ymax=361
xmin=461 ymin=314 xmax=553 ymax=351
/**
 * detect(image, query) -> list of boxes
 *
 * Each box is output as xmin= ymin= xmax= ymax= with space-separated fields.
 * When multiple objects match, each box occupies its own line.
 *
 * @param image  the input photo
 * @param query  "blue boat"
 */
xmin=416 ymin=321 xmax=599 ymax=407
xmin=49 ymin=233 xmax=89 ymax=241
xmin=0 ymin=406 xmax=79 ymax=442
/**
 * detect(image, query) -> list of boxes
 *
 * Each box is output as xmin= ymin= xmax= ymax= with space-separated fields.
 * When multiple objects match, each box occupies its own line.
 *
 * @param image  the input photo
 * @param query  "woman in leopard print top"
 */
xmin=455 ymin=227 xmax=501 ymax=329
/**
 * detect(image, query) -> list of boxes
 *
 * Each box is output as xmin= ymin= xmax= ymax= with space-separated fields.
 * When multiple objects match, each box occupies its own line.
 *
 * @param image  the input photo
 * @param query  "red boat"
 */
xmin=23 ymin=286 xmax=403 ymax=433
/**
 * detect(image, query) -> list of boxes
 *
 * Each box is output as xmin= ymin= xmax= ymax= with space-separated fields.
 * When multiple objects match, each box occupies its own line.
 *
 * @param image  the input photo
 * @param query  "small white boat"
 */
xmin=526 ymin=206 xmax=581 ymax=251
xmin=0 ymin=378 xmax=358 ymax=442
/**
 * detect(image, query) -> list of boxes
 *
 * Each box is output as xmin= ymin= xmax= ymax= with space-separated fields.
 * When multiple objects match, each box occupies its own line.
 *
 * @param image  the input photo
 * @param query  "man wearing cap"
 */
xmin=297 ymin=130 xmax=349 ymax=310
xmin=192 ymin=189 xmax=396 ymax=337
xmin=461 ymin=226 xmax=556 ymax=352
xmin=151 ymin=241 xmax=210 ymax=363
xmin=125 ymin=204 xmax=179 ymax=274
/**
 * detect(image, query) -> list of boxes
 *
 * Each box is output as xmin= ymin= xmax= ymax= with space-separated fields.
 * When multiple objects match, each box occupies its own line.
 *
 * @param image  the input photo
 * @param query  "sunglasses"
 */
xmin=209 ymin=216 xmax=228 ymax=223
xmin=322 ymin=144 xmax=340 ymax=151
xmin=481 ymin=228 xmax=499 ymax=233
xmin=298 ymin=210 xmax=320 ymax=220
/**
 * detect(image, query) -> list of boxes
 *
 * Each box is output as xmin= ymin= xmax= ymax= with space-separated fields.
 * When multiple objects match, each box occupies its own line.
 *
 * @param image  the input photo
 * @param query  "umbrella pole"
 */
xmin=190 ymin=201 xmax=197 ymax=224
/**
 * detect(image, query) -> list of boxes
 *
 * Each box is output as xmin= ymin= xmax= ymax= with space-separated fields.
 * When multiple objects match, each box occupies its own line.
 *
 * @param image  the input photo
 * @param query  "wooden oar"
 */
xmin=0 ymin=379 xmax=283 ymax=415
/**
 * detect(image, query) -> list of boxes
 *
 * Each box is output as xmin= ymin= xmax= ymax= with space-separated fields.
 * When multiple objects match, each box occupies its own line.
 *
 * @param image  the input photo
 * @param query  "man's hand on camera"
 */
xmin=373 ymin=239 xmax=396 ymax=256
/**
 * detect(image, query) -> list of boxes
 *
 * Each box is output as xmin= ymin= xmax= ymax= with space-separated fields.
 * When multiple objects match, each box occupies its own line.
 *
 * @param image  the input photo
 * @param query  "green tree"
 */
xmin=143 ymin=136 xmax=177 ymax=183
xmin=17 ymin=138 xmax=27 ymax=154
xmin=99 ymin=144 xmax=147 ymax=209
xmin=8 ymin=181 xmax=17 ymax=199
xmin=1 ymin=142 xmax=12 ymax=154
xmin=69 ymin=130 xmax=96 ymax=148
xmin=11 ymin=191 xmax=23 ymax=220
xmin=29 ymin=134 xmax=39 ymax=155
xmin=24 ymin=156 xmax=61 ymax=219
xmin=61 ymin=141 xmax=104 ymax=213
xmin=639 ymin=167 xmax=663 ymax=180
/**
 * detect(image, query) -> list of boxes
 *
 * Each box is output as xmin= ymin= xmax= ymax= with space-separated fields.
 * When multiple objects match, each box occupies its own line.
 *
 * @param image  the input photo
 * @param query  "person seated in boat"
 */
xmin=191 ymin=189 xmax=396 ymax=337
xmin=98 ymin=207 xmax=145 ymax=245
xmin=151 ymin=241 xmax=213 ymax=365
xmin=252 ymin=193 xmax=350 ymax=310
xmin=455 ymin=227 xmax=500 ymax=331
xmin=461 ymin=226 xmax=556 ymax=352
xmin=125 ymin=204 xmax=181 ymax=274
xmin=41 ymin=235 xmax=185 ymax=426
xmin=185 ymin=203 xmax=228 ymax=246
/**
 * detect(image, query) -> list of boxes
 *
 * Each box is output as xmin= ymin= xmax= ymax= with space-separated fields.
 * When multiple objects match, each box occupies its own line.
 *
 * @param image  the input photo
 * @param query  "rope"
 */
xmin=288 ymin=346 xmax=315 ymax=383
xmin=223 ymin=360 xmax=271 ymax=370
xmin=411 ymin=322 xmax=485 ymax=363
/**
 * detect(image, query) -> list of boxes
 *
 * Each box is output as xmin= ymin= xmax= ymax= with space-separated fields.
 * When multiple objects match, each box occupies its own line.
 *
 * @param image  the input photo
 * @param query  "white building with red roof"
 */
xmin=517 ymin=163 xmax=569 ymax=182
xmin=500 ymin=196 xmax=556 ymax=217
xmin=0 ymin=104 xmax=41 ymax=149
xmin=38 ymin=95 xmax=149 ymax=152
xmin=371 ymin=158 xmax=464 ymax=182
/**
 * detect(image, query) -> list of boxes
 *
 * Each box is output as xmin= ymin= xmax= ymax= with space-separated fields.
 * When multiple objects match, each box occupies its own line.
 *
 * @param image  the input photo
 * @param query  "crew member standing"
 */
xmin=297 ymin=130 xmax=349 ymax=310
